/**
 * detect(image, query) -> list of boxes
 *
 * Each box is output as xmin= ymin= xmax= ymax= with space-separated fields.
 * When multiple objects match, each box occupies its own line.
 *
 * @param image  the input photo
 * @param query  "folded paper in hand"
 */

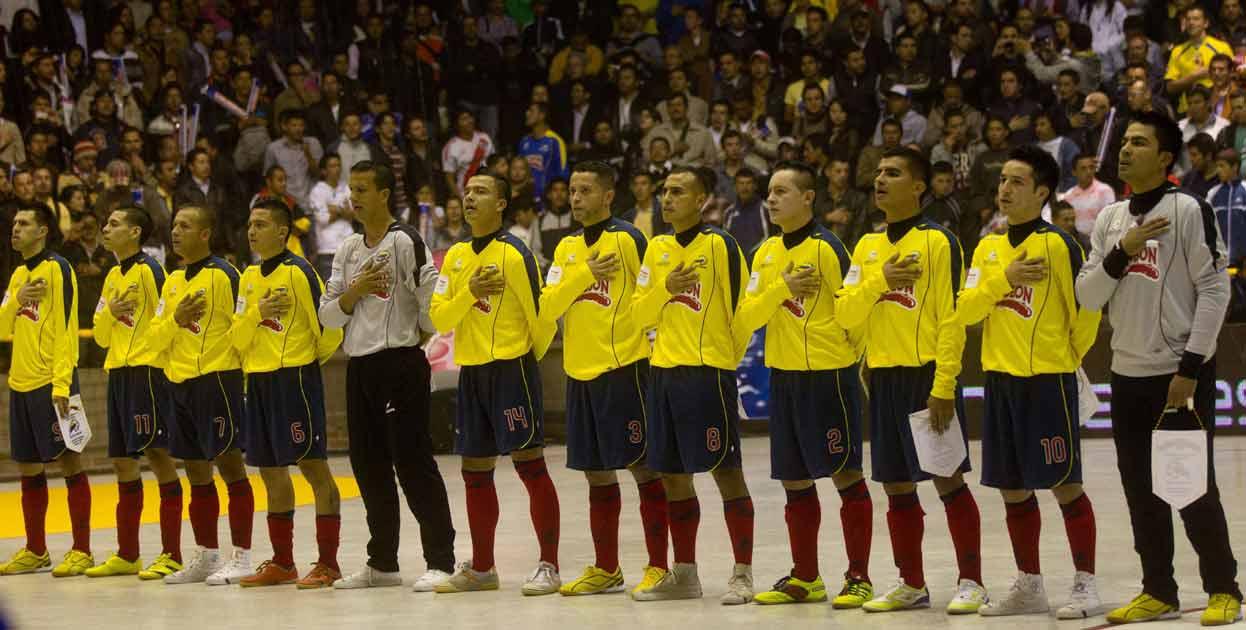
xmin=908 ymin=408 xmax=966 ymax=477
xmin=56 ymin=393 xmax=92 ymax=453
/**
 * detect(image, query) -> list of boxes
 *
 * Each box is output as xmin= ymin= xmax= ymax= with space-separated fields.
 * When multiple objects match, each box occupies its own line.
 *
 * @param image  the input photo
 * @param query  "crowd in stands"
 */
xmin=2 ymin=0 xmax=1246 ymax=370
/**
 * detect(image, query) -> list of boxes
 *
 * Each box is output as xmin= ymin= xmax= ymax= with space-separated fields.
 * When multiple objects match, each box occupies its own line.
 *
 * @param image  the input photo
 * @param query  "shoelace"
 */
xmin=841 ymin=579 xmax=871 ymax=598
xmin=530 ymin=564 xmax=554 ymax=583
xmin=1070 ymin=581 xmax=1088 ymax=596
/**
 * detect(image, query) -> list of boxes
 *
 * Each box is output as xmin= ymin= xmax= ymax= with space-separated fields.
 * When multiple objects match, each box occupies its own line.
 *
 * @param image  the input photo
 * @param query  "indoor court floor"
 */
xmin=4 ymin=435 xmax=1246 ymax=630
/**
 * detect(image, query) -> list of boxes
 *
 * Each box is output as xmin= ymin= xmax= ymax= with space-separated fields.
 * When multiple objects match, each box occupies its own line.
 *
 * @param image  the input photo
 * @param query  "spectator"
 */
xmin=556 ymin=81 xmax=605 ymax=160
xmin=1209 ymin=147 xmax=1246 ymax=264
xmin=816 ymin=154 xmax=872 ymax=249
xmin=62 ymin=210 xmax=112 ymax=367
xmin=479 ymin=0 xmax=520 ymax=49
xmin=580 ymin=120 xmax=626 ymax=174
xmin=1034 ymin=110 xmax=1081 ymax=191
xmin=879 ymin=32 xmax=934 ymax=108
xmin=746 ymin=50 xmax=787 ymax=128
xmin=76 ymin=58 xmax=142 ymax=132
xmin=1165 ymin=5 xmax=1232 ymax=114
xmin=537 ymin=177 xmax=575 ymax=261
xmin=1183 ymin=132 xmax=1223 ymax=197
xmin=930 ymin=110 xmax=985 ymax=193
xmin=145 ymin=82 xmax=186 ymax=137
xmin=1050 ymin=69 xmax=1086 ymax=136
xmin=306 ymin=70 xmax=351 ymax=149
xmin=715 ymin=130 xmax=758 ymax=206
xmin=620 ymin=170 xmax=667 ymax=237
xmin=507 ymin=202 xmax=545 ymax=268
xmin=857 ymin=118 xmax=903 ymax=190
xmin=331 ymin=112 xmax=384 ymax=176
xmin=428 ymin=195 xmax=469 ymax=251
xmin=548 ymin=28 xmax=605 ymax=86
xmin=1208 ymin=54 xmax=1236 ymax=119
xmin=250 ymin=164 xmax=311 ymax=259
xmin=872 ymin=85 xmax=927 ymax=147
xmin=934 ymin=22 xmax=986 ymax=106
xmin=832 ymin=46 xmax=880 ymax=134
xmin=923 ymin=79 xmax=984 ymax=150
xmin=371 ymin=112 xmax=410 ymax=220
xmin=523 ymin=0 xmax=565 ymax=70
xmin=441 ymin=109 xmax=494 ymax=198
xmin=508 ymin=154 xmax=537 ymax=207
xmin=728 ymin=91 xmax=780 ymax=164
xmin=404 ymin=117 xmax=443 ymax=202
xmin=1022 ymin=23 xmax=1100 ymax=94
xmin=1051 ymin=200 xmax=1092 ymax=253
xmin=988 ymin=67 xmax=1040 ymax=145
xmin=1058 ymin=153 xmax=1117 ymax=237
xmin=716 ymin=2 xmax=762 ymax=61
xmin=645 ymin=93 xmax=717 ymax=168
xmin=1180 ymin=86 xmax=1230 ymax=174
xmin=783 ymin=50 xmax=831 ymax=126
xmin=611 ymin=4 xmax=664 ymax=71
xmin=923 ymin=161 xmax=967 ymax=236
xmin=176 ymin=146 xmax=237 ymax=251
xmin=181 ymin=18 xmax=216 ymax=94
xmin=714 ymin=50 xmax=748 ymax=102
xmin=969 ymin=116 xmax=1013 ymax=204
xmin=792 ymin=84 xmax=830 ymax=139
xmin=656 ymin=67 xmax=710 ymax=127
xmin=723 ymin=168 xmax=768 ymax=254
xmin=446 ymin=15 xmax=503 ymax=140
xmin=263 ymin=108 xmax=322 ymax=212
xmin=519 ymin=102 xmax=569 ymax=207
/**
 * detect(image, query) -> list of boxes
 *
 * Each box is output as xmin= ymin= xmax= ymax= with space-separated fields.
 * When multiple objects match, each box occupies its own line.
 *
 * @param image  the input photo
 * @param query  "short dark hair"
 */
xmin=931 ymin=161 xmax=954 ymax=176
xmin=186 ymin=147 xmax=210 ymax=166
xmin=319 ymin=152 xmax=340 ymax=169
xmin=351 ymin=160 xmax=396 ymax=194
xmin=114 ymin=205 xmax=154 ymax=244
xmin=1057 ymin=68 xmax=1080 ymax=83
xmin=721 ymin=129 xmax=744 ymax=145
xmin=176 ymin=205 xmax=217 ymax=232
xmin=486 ymin=172 xmax=512 ymax=204
xmin=668 ymin=165 xmax=716 ymax=195
xmin=1212 ymin=53 xmax=1233 ymax=68
xmin=1052 ymin=200 xmax=1076 ymax=216
xmin=1006 ymin=144 xmax=1061 ymax=202
xmin=881 ymin=117 xmax=903 ymax=131
xmin=881 ymin=146 xmax=930 ymax=185
xmin=1074 ymin=152 xmax=1100 ymax=167
xmin=1187 ymin=133 xmax=1218 ymax=157
xmin=666 ymin=92 xmax=688 ymax=107
xmin=571 ymin=160 xmax=618 ymax=189
xmin=20 ymin=204 xmax=61 ymax=246
xmin=253 ymin=197 xmax=293 ymax=228
xmin=772 ymin=160 xmax=817 ymax=191
xmin=264 ymin=164 xmax=286 ymax=179
xmin=59 ymin=184 xmax=85 ymax=205
xmin=1127 ymin=110 xmax=1182 ymax=171
xmin=1188 ymin=84 xmax=1213 ymax=103
xmin=281 ymin=108 xmax=306 ymax=125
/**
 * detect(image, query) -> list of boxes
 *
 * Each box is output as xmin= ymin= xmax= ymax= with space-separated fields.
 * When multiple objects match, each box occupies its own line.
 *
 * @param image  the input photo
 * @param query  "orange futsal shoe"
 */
xmin=296 ymin=563 xmax=342 ymax=589
xmin=239 ymin=560 xmax=298 ymax=588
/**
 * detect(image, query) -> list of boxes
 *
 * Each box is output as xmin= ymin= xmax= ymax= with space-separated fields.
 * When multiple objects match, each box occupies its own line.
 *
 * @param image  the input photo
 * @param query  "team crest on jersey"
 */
xmin=473 ymin=296 xmax=492 ymax=313
xmin=17 ymin=300 xmax=40 ymax=321
xmin=878 ymin=286 xmax=917 ymax=309
xmin=690 ymin=255 xmax=708 ymax=269
xmin=574 ymin=279 xmax=611 ymax=306
xmin=667 ymin=283 xmax=703 ymax=311
xmin=1125 ymin=241 xmax=1160 ymax=281
xmin=996 ymin=285 xmax=1035 ymax=318
xmin=781 ymin=296 xmax=806 ymax=317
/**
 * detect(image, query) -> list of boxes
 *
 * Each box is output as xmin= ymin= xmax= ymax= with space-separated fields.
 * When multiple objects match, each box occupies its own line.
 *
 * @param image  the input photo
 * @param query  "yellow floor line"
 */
xmin=0 ymin=474 xmax=361 ymax=539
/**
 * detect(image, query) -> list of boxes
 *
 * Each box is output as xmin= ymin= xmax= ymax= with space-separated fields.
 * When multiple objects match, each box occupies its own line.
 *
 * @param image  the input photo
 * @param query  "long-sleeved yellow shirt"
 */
xmin=538 ymin=217 xmax=651 ymax=381
xmin=94 ymin=252 xmax=167 ymax=370
xmin=956 ymin=220 xmax=1101 ymax=376
xmin=430 ymin=230 xmax=556 ymax=365
xmin=835 ymin=214 xmax=966 ymax=399
xmin=735 ymin=220 xmax=862 ymax=371
xmin=149 ymin=255 xmax=242 ymax=383
xmin=0 ymin=249 xmax=78 ymax=396
xmin=230 ymin=250 xmax=342 ymax=373
xmin=631 ymin=223 xmax=749 ymax=371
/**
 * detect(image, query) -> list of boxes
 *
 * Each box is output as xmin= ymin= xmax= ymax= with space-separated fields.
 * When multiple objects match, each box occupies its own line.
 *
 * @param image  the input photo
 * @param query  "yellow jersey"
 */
xmin=230 ymin=250 xmax=343 ymax=373
xmin=0 ymin=249 xmax=78 ymax=396
xmin=539 ymin=217 xmax=650 ymax=381
xmin=1165 ymin=35 xmax=1232 ymax=112
xmin=632 ymin=223 xmax=749 ymax=371
xmin=430 ymin=230 xmax=556 ymax=365
xmin=149 ymin=255 xmax=242 ymax=383
xmin=93 ymin=252 xmax=167 ymax=370
xmin=735 ymin=220 xmax=862 ymax=371
xmin=956 ymin=220 xmax=1101 ymax=376
xmin=835 ymin=214 xmax=967 ymax=399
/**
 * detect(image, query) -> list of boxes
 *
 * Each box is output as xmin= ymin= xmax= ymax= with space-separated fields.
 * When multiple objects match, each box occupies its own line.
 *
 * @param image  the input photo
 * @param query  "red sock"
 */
xmin=785 ymin=487 xmax=820 ymax=581
xmin=838 ymin=480 xmax=873 ymax=581
xmin=941 ymin=484 xmax=983 ymax=584
xmin=189 ymin=483 xmax=220 ymax=549
xmin=515 ymin=458 xmax=560 ymax=569
xmin=227 ymin=479 xmax=254 ymax=550
xmin=724 ymin=496 xmax=754 ymax=565
xmin=158 ymin=481 xmax=183 ymax=562
xmin=315 ymin=515 xmax=341 ymax=571
xmin=268 ymin=511 xmax=294 ymax=568
xmin=20 ymin=474 xmax=48 ymax=555
xmin=1060 ymin=493 xmax=1096 ymax=574
xmin=636 ymin=479 xmax=668 ymax=569
xmin=463 ymin=470 xmax=499 ymax=571
xmin=116 ymin=480 xmax=144 ymax=561
xmin=1005 ymin=494 xmax=1041 ymax=574
xmin=886 ymin=492 xmax=925 ymax=588
xmin=589 ymin=484 xmax=621 ymax=572
xmin=668 ymin=497 xmax=700 ymax=564
xmin=65 ymin=473 xmax=92 ymax=553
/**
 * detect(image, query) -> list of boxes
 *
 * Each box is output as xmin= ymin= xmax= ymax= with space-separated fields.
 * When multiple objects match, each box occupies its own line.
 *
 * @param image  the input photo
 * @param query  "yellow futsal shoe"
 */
xmin=52 ymin=550 xmax=94 ymax=577
xmin=754 ymin=575 xmax=828 ymax=604
xmin=0 ymin=548 xmax=51 ymax=575
xmin=831 ymin=577 xmax=875 ymax=609
xmin=1201 ymin=594 xmax=1243 ymax=626
xmin=84 ymin=553 xmax=141 ymax=577
xmin=862 ymin=580 xmax=931 ymax=612
xmin=138 ymin=553 xmax=183 ymax=580
xmin=1106 ymin=593 xmax=1181 ymax=624
xmin=559 ymin=565 xmax=625 ymax=596
xmin=630 ymin=566 xmax=668 ymax=598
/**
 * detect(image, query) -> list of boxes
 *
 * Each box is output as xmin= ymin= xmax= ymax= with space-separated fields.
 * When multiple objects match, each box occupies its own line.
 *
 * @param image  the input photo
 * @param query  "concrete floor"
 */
xmin=4 ymin=436 xmax=1246 ymax=630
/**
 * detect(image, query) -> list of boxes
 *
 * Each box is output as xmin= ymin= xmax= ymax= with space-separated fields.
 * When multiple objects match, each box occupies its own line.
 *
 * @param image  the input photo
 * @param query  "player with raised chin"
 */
xmin=733 ymin=161 xmax=875 ymax=608
xmin=836 ymin=147 xmax=987 ymax=614
xmin=0 ymin=205 xmax=92 ymax=577
xmin=430 ymin=173 xmax=562 ymax=596
xmin=229 ymin=199 xmax=345 ymax=588
xmin=536 ymin=161 xmax=670 ymax=597
xmin=149 ymin=206 xmax=256 ymax=586
xmin=84 ymin=206 xmax=185 ymax=580
xmin=956 ymin=146 xmax=1102 ymax=618
xmin=628 ymin=166 xmax=755 ymax=605
xmin=1077 ymin=112 xmax=1242 ymax=626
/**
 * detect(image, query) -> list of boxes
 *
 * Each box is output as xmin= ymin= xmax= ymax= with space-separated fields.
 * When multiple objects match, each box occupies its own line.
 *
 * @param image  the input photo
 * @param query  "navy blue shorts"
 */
xmin=770 ymin=365 xmax=864 ymax=481
xmin=567 ymin=360 xmax=650 ymax=471
xmin=9 ymin=384 xmax=65 ymax=463
xmin=981 ymin=371 xmax=1083 ymax=490
xmin=646 ymin=366 xmax=742 ymax=474
xmin=169 ymin=370 xmax=245 ymax=461
xmin=456 ymin=353 xmax=544 ymax=457
xmin=869 ymin=363 xmax=971 ymax=483
xmin=245 ymin=363 xmax=327 ymax=467
xmin=107 ymin=365 xmax=174 ymax=458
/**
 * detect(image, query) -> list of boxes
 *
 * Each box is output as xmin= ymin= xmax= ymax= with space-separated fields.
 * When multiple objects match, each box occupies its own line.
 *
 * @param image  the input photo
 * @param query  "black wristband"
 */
xmin=1178 ymin=351 xmax=1205 ymax=379
xmin=1103 ymin=244 xmax=1130 ymax=279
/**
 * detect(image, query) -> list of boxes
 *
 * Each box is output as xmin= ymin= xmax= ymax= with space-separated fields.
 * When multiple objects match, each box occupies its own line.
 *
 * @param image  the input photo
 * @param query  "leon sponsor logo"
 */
xmin=878 ymin=285 xmax=917 ymax=309
xmin=667 ymin=282 xmax=703 ymax=311
xmin=781 ymin=296 xmax=806 ymax=318
xmin=996 ymin=284 xmax=1035 ymax=318
xmin=1124 ymin=240 xmax=1160 ymax=281
xmin=574 ymin=279 xmax=612 ymax=306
